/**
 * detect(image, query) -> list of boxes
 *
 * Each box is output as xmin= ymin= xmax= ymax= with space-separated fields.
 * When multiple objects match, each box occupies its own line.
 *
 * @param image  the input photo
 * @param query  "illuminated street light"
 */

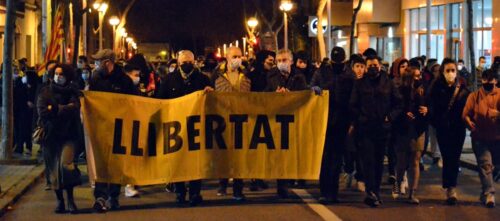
xmin=280 ymin=0 xmax=293 ymax=50
xmin=247 ymin=17 xmax=259 ymax=29
xmin=93 ymin=2 xmax=109 ymax=50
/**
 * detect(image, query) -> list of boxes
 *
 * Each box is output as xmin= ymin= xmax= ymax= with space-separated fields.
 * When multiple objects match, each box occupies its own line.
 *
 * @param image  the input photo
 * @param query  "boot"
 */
xmin=66 ymin=188 xmax=78 ymax=214
xmin=54 ymin=190 xmax=66 ymax=214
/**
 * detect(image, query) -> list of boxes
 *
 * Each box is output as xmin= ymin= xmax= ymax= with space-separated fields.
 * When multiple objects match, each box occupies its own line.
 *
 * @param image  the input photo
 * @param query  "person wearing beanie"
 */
xmin=362 ymin=48 xmax=378 ymax=58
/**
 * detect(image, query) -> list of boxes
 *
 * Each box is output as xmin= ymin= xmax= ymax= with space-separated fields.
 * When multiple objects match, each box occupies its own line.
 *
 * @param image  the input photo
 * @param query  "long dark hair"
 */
xmin=401 ymin=67 xmax=424 ymax=100
xmin=439 ymin=58 xmax=457 ymax=81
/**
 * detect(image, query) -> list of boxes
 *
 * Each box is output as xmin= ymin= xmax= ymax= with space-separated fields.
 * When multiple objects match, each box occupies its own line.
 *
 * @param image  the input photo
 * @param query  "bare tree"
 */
xmin=316 ymin=0 xmax=327 ymax=59
xmin=251 ymin=0 xmax=284 ymax=51
xmin=466 ymin=0 xmax=477 ymax=91
xmin=349 ymin=0 xmax=363 ymax=55
xmin=112 ymin=0 xmax=137 ymax=55
xmin=1 ymin=0 xmax=17 ymax=160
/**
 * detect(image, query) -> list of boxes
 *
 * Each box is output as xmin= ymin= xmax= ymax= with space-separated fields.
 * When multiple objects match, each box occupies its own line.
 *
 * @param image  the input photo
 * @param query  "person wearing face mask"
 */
xmin=265 ymin=49 xmax=307 ymax=199
xmin=336 ymin=54 xmax=366 ymax=193
xmin=201 ymin=53 xmax=219 ymax=80
xmin=157 ymin=50 xmax=213 ymax=207
xmin=13 ymin=68 xmax=37 ymax=157
xmin=392 ymin=67 xmax=429 ymax=204
xmin=462 ymin=69 xmax=500 ymax=208
xmin=37 ymin=64 xmax=82 ymax=214
xmin=476 ymin=56 xmax=488 ymax=89
xmin=212 ymin=47 xmax=250 ymax=201
xmin=349 ymin=55 xmax=403 ymax=207
xmin=457 ymin=59 xmax=472 ymax=89
xmin=310 ymin=47 xmax=349 ymax=203
xmin=247 ymin=50 xmax=275 ymax=93
xmin=123 ymin=63 xmax=142 ymax=95
xmin=89 ymin=49 xmax=136 ymax=213
xmin=427 ymin=58 xmax=470 ymax=205
xmin=74 ymin=56 xmax=92 ymax=90
xmin=294 ymin=50 xmax=313 ymax=85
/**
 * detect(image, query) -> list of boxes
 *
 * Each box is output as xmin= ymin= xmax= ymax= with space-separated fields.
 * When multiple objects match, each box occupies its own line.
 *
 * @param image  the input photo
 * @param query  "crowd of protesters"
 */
xmin=2 ymin=45 xmax=499 ymax=214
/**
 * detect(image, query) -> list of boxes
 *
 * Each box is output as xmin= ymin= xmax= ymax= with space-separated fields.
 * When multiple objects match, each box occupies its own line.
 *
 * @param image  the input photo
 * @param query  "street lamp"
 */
xmin=280 ymin=0 xmax=293 ymax=50
xmin=247 ymin=17 xmax=259 ymax=29
xmin=93 ymin=1 xmax=108 ymax=50
xmin=109 ymin=16 xmax=120 ymax=53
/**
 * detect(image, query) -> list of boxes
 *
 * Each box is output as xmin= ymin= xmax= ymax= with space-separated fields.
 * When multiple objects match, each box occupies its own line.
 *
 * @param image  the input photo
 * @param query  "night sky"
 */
xmin=124 ymin=0 xmax=261 ymax=53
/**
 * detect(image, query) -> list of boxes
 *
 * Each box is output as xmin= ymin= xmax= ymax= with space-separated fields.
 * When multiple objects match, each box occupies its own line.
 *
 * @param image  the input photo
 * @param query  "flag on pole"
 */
xmin=37 ymin=4 xmax=65 ymax=76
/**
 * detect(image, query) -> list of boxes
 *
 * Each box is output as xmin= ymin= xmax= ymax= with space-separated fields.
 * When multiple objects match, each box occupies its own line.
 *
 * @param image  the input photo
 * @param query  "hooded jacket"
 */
xmin=462 ymin=87 xmax=500 ymax=141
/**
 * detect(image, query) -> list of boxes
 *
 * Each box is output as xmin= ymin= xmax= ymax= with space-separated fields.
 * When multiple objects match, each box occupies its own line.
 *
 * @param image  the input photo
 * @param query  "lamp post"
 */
xmin=279 ymin=1 xmax=293 ymax=50
xmin=109 ymin=15 xmax=120 ymax=53
xmin=93 ymin=2 xmax=108 ymax=50
xmin=246 ymin=17 xmax=258 ymax=57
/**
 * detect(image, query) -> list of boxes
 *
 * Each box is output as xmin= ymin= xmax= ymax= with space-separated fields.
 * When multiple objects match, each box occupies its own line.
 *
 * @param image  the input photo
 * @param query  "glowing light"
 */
xmin=279 ymin=1 xmax=293 ymax=12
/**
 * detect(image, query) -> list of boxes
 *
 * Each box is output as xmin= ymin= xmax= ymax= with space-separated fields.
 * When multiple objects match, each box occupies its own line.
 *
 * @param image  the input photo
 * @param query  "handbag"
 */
xmin=32 ymin=119 xmax=47 ymax=144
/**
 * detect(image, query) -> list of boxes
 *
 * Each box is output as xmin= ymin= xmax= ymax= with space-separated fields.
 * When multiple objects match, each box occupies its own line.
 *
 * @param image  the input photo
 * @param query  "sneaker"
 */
xmin=446 ymin=187 xmax=458 ymax=205
xmin=486 ymin=194 xmax=495 ymax=208
xmin=125 ymin=184 xmax=139 ymax=198
xmin=93 ymin=198 xmax=108 ymax=213
xmin=357 ymin=181 xmax=366 ymax=192
xmin=408 ymin=190 xmax=420 ymax=205
xmin=24 ymin=150 xmax=32 ymax=157
xmin=233 ymin=194 xmax=246 ymax=202
xmin=165 ymin=183 xmax=174 ymax=192
xmin=217 ymin=188 xmax=227 ymax=196
xmin=400 ymin=176 xmax=408 ymax=195
xmin=189 ymin=195 xmax=203 ymax=207
xmin=387 ymin=175 xmax=396 ymax=185
xmin=44 ymin=183 xmax=52 ymax=191
xmin=391 ymin=182 xmax=400 ymax=199
xmin=345 ymin=173 xmax=354 ymax=189
xmin=364 ymin=192 xmax=381 ymax=208
xmin=107 ymin=198 xmax=120 ymax=210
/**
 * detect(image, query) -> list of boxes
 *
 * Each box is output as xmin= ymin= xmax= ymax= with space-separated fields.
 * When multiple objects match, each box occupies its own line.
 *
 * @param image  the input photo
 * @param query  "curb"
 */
xmin=0 ymin=165 xmax=45 ymax=217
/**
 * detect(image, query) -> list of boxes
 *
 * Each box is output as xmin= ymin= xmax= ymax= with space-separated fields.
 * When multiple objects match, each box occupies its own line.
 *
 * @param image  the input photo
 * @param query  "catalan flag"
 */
xmin=37 ymin=3 xmax=65 ymax=76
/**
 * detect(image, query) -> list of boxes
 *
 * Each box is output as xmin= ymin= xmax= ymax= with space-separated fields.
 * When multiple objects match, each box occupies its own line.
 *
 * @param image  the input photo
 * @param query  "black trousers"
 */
xmin=219 ymin=179 xmax=244 ymax=196
xmin=319 ymin=126 xmax=344 ymax=198
xmin=175 ymin=180 xmax=202 ymax=198
xmin=435 ymin=127 xmax=466 ymax=188
xmin=94 ymin=183 xmax=121 ymax=201
xmin=13 ymin=111 xmax=33 ymax=153
xmin=359 ymin=136 xmax=388 ymax=196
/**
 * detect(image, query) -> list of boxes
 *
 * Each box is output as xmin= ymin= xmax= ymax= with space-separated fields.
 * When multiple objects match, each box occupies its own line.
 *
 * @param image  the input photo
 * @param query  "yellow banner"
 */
xmin=81 ymin=91 xmax=328 ymax=185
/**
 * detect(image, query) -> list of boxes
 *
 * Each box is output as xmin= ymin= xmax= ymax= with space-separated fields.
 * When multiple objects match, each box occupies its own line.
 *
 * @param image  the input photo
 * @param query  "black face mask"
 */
xmin=483 ymin=83 xmax=495 ymax=92
xmin=414 ymin=79 xmax=423 ymax=88
xmin=180 ymin=63 xmax=194 ymax=74
xmin=366 ymin=67 xmax=380 ymax=79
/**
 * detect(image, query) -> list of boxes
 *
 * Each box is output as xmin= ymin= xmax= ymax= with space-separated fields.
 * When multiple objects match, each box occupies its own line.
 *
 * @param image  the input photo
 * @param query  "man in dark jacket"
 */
xmin=349 ymin=55 xmax=403 ymax=207
xmin=265 ymin=49 xmax=307 ymax=93
xmin=157 ymin=50 xmax=213 ymax=206
xmin=13 ymin=69 xmax=37 ymax=157
xmin=310 ymin=47 xmax=349 ymax=203
xmin=265 ymin=49 xmax=307 ymax=198
xmin=89 ymin=49 xmax=136 ymax=213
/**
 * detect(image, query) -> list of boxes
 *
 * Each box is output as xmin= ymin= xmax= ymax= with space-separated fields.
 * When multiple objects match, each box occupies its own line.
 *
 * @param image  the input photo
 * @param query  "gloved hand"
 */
xmin=311 ymin=86 xmax=322 ymax=95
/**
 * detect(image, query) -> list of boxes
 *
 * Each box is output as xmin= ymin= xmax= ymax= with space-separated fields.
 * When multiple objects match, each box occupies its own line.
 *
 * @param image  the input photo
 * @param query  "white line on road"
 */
xmin=292 ymin=189 xmax=343 ymax=221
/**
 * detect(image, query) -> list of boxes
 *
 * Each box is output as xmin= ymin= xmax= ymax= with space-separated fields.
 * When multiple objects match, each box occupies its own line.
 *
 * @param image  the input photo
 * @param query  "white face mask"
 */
xmin=54 ymin=75 xmax=66 ymax=85
xmin=457 ymin=65 xmax=463 ymax=71
xmin=229 ymin=58 xmax=242 ymax=71
xmin=21 ymin=76 xmax=28 ymax=84
xmin=82 ymin=70 xmax=90 ymax=81
xmin=168 ymin=67 xmax=176 ymax=73
xmin=132 ymin=76 xmax=140 ymax=85
xmin=77 ymin=62 xmax=84 ymax=69
xmin=277 ymin=62 xmax=290 ymax=73
xmin=444 ymin=70 xmax=457 ymax=84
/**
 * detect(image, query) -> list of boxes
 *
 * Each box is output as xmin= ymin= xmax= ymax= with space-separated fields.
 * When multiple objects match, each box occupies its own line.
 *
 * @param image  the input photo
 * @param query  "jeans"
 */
xmin=359 ymin=136 xmax=387 ymax=196
xmin=435 ymin=127 xmax=466 ymax=188
xmin=472 ymin=139 xmax=500 ymax=195
xmin=175 ymin=180 xmax=202 ymax=199
xmin=319 ymin=126 xmax=343 ymax=198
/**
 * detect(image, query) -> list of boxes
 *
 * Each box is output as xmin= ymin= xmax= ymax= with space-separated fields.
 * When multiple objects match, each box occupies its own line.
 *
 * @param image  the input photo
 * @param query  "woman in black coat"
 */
xmin=37 ymin=64 xmax=82 ymax=214
xmin=427 ymin=58 xmax=470 ymax=205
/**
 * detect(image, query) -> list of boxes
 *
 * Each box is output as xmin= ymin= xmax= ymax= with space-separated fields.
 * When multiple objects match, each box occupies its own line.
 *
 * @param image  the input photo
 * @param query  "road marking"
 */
xmin=292 ymin=189 xmax=343 ymax=221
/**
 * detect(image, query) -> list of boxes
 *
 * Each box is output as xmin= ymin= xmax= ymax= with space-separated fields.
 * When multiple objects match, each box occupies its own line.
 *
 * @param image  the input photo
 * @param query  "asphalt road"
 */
xmin=2 ymin=159 xmax=499 ymax=221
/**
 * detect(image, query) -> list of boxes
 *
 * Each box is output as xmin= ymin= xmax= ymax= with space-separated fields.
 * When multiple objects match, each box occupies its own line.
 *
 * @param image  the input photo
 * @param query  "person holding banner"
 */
xmin=213 ymin=46 xmax=251 ymax=202
xmin=349 ymin=55 xmax=403 ymax=207
xmin=37 ymin=64 xmax=82 ymax=214
xmin=157 ymin=50 xmax=213 ymax=206
xmin=265 ymin=49 xmax=307 ymax=198
xmin=89 ymin=49 xmax=137 ymax=213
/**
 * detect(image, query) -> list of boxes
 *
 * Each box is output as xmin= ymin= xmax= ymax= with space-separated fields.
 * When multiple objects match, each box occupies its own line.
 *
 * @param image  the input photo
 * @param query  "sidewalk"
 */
xmin=0 ymin=144 xmax=45 ymax=217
